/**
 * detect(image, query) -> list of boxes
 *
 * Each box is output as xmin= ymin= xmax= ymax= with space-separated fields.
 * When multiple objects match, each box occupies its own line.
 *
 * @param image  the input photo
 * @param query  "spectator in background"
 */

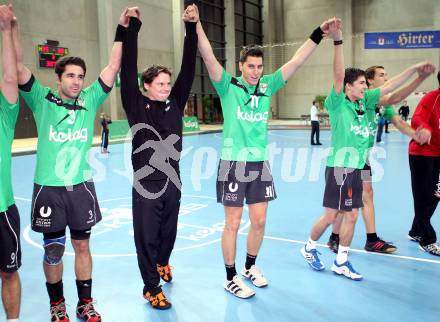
xmin=310 ymin=100 xmax=322 ymax=145
xmin=399 ymin=99 xmax=410 ymax=121
xmin=100 ymin=112 xmax=112 ymax=154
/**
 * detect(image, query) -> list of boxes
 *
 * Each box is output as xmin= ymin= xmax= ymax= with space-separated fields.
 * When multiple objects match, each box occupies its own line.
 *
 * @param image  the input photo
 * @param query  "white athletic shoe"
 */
xmin=331 ymin=260 xmax=363 ymax=281
xmin=241 ymin=265 xmax=268 ymax=288
xmin=224 ymin=275 xmax=256 ymax=299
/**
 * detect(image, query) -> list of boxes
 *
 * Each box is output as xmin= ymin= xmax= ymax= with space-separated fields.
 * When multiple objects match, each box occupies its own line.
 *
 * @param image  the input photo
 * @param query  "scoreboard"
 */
xmin=38 ymin=43 xmax=69 ymax=68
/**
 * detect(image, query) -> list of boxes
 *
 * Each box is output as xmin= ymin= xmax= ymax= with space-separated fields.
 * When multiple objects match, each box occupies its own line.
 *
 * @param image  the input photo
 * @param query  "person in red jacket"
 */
xmin=408 ymin=70 xmax=440 ymax=256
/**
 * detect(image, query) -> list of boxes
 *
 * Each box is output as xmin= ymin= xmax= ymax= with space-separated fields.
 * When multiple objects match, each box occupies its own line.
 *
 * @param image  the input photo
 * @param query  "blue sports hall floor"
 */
xmin=5 ymin=129 xmax=439 ymax=322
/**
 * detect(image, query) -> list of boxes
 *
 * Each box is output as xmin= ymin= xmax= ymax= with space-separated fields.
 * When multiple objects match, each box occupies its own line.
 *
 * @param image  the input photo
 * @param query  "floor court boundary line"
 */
xmin=245 ymin=233 xmax=440 ymax=265
xmin=18 ymin=195 xmax=439 ymax=264
xmin=14 ymin=196 xmax=31 ymax=202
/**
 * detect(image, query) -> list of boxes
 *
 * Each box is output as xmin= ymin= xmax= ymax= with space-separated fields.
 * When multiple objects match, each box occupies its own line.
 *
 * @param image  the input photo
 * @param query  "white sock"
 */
xmin=305 ymin=238 xmax=317 ymax=251
xmin=336 ymin=245 xmax=350 ymax=264
xmin=7 ymin=319 xmax=19 ymax=322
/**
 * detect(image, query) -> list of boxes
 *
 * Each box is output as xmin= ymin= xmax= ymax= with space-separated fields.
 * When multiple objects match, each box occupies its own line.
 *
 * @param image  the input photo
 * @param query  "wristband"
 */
xmin=309 ymin=26 xmax=323 ymax=45
xmin=114 ymin=24 xmax=125 ymax=42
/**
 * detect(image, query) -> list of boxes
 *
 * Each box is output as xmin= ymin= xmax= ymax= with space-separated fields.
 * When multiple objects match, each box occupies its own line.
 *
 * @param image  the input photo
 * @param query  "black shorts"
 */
xmin=0 ymin=204 xmax=21 ymax=272
xmin=31 ymin=181 xmax=102 ymax=233
xmin=216 ymin=160 xmax=276 ymax=207
xmin=323 ymin=167 xmax=363 ymax=211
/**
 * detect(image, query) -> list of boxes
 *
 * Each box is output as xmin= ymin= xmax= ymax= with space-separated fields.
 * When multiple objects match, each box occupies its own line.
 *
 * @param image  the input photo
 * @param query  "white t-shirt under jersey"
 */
xmin=310 ymin=105 xmax=318 ymax=121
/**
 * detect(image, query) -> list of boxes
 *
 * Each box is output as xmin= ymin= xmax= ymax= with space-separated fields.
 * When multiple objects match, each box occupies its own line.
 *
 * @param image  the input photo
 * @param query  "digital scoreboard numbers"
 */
xmin=38 ymin=43 xmax=69 ymax=68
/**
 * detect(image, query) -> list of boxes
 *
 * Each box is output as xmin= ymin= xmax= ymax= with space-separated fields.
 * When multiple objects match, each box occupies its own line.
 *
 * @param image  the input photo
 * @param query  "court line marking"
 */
xmin=17 ymin=195 xmax=440 ymax=264
xmin=14 ymin=196 xmax=31 ymax=202
xmin=249 ymin=234 xmax=440 ymax=265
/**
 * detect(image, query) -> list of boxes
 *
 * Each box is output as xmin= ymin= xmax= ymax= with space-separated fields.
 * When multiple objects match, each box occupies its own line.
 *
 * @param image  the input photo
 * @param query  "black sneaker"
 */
xmin=50 ymin=298 xmax=69 ymax=322
xmin=419 ymin=243 xmax=440 ymax=256
xmin=327 ymin=236 xmax=339 ymax=253
xmin=364 ymin=238 xmax=397 ymax=253
xmin=408 ymin=234 xmax=421 ymax=243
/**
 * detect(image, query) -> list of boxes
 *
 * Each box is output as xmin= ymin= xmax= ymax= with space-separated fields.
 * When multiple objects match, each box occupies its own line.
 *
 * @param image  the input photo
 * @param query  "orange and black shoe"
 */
xmin=157 ymin=264 xmax=173 ymax=283
xmin=144 ymin=287 xmax=172 ymax=310
xmin=50 ymin=298 xmax=69 ymax=322
xmin=76 ymin=298 xmax=101 ymax=322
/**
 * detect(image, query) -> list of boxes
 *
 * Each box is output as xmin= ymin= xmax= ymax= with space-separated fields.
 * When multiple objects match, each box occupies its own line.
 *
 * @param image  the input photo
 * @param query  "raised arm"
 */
xmin=99 ymin=9 xmax=128 ymax=88
xmin=327 ymin=19 xmax=344 ymax=94
xmin=379 ymin=61 xmax=435 ymax=97
xmin=170 ymin=5 xmax=198 ymax=110
xmin=120 ymin=8 xmax=144 ymax=113
xmin=380 ymin=64 xmax=435 ymax=105
xmin=9 ymin=5 xmax=31 ymax=86
xmin=0 ymin=5 xmax=18 ymax=103
xmin=280 ymin=17 xmax=341 ymax=82
xmin=195 ymin=5 xmax=222 ymax=82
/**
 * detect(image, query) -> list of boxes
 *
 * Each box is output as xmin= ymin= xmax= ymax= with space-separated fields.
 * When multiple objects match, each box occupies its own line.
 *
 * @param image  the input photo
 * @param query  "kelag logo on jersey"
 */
xmin=236 ymin=105 xmax=269 ymax=123
xmin=350 ymin=123 xmax=370 ymax=138
xmin=48 ymin=125 xmax=88 ymax=143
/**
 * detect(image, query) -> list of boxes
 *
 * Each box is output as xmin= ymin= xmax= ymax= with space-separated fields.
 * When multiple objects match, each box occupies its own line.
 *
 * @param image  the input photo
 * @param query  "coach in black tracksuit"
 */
xmin=120 ymin=14 xmax=197 ymax=309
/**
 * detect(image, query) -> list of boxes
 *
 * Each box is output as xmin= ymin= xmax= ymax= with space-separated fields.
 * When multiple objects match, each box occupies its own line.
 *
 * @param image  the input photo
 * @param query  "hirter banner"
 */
xmin=364 ymin=30 xmax=440 ymax=49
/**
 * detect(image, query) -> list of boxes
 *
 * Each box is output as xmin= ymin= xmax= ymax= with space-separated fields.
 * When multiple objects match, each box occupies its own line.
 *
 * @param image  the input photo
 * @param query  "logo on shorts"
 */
xmin=265 ymin=186 xmax=274 ymax=198
xmin=87 ymin=210 xmax=95 ymax=224
xmin=40 ymin=206 xmax=52 ymax=218
xmin=6 ymin=253 xmax=16 ymax=269
xmin=225 ymin=183 xmax=238 ymax=201
xmin=345 ymin=188 xmax=353 ymax=207
xmin=228 ymin=183 xmax=238 ymax=192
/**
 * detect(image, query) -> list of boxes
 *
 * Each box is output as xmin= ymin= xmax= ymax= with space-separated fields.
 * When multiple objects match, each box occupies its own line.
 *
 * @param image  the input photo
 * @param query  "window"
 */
xmin=188 ymin=0 xmax=226 ymax=122
xmin=234 ymin=0 xmax=263 ymax=74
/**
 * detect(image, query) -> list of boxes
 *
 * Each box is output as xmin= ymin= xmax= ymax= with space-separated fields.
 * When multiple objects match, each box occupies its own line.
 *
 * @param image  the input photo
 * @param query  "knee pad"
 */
xmin=43 ymin=236 xmax=66 ymax=265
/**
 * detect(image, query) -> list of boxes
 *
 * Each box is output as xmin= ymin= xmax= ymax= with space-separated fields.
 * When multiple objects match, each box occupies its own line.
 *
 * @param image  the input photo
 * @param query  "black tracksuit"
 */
xmin=120 ymin=17 xmax=197 ymax=290
xmin=101 ymin=118 xmax=111 ymax=150
xmin=409 ymin=156 xmax=440 ymax=246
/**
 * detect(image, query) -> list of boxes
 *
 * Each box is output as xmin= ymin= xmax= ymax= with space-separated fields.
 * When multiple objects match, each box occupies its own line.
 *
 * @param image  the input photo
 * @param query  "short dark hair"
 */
xmin=437 ymin=70 xmax=440 ymax=86
xmin=313 ymin=100 xmax=316 ymax=105
xmin=141 ymin=64 xmax=172 ymax=91
xmin=239 ymin=45 xmax=264 ymax=63
xmin=55 ymin=56 xmax=86 ymax=80
xmin=344 ymin=68 xmax=366 ymax=88
xmin=365 ymin=65 xmax=384 ymax=86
